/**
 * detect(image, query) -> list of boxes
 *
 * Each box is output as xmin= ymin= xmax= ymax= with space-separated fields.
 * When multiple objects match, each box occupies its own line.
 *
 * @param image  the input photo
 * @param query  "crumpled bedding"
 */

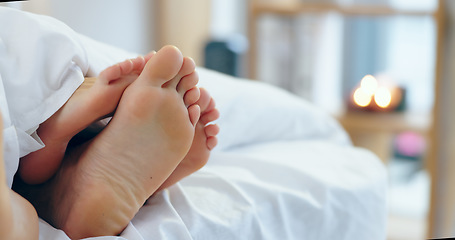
xmin=0 ymin=7 xmax=387 ymax=240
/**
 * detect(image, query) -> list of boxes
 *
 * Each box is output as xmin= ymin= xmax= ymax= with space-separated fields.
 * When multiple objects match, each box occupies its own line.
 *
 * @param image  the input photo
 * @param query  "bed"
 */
xmin=0 ymin=7 xmax=387 ymax=240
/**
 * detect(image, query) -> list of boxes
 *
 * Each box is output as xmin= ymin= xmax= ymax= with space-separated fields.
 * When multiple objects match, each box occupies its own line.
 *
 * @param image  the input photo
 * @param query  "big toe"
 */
xmin=139 ymin=45 xmax=184 ymax=86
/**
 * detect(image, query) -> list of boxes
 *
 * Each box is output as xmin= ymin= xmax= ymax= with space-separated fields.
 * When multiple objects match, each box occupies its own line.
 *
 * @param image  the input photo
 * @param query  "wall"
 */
xmin=155 ymin=0 xmax=211 ymax=65
xmin=155 ymin=0 xmax=248 ymax=68
xmin=1 ymin=0 xmax=248 ymax=71
xmin=20 ymin=0 xmax=155 ymax=55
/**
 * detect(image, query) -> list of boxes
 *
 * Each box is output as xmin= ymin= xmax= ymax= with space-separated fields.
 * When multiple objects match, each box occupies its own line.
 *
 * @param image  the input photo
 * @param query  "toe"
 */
xmin=206 ymin=136 xmax=218 ymax=150
xmin=98 ymin=56 xmax=147 ymax=85
xmin=167 ymin=57 xmax=196 ymax=89
xmin=118 ymin=59 xmax=135 ymax=75
xmin=179 ymin=57 xmax=196 ymax=78
xmin=200 ymin=108 xmax=220 ymax=125
xmin=130 ymin=56 xmax=146 ymax=73
xmin=196 ymin=88 xmax=211 ymax=111
xmin=177 ymin=72 xmax=199 ymax=95
xmin=184 ymin=87 xmax=200 ymax=107
xmin=188 ymin=104 xmax=201 ymax=127
xmin=98 ymin=59 xmax=133 ymax=83
xmin=204 ymin=98 xmax=216 ymax=113
xmin=144 ymin=51 xmax=156 ymax=62
xmin=204 ymin=124 xmax=220 ymax=137
xmin=140 ymin=45 xmax=183 ymax=87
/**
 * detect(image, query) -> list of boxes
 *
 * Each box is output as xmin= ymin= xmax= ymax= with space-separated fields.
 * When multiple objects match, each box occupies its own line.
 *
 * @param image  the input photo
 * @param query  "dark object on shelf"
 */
xmin=204 ymin=35 xmax=248 ymax=77
xmin=204 ymin=41 xmax=238 ymax=76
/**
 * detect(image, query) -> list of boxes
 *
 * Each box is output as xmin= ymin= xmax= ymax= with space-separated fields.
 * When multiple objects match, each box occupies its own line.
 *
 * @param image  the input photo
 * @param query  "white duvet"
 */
xmin=0 ymin=7 xmax=387 ymax=240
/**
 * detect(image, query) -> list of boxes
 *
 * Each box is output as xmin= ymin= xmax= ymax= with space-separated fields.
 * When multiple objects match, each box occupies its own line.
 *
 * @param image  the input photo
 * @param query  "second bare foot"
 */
xmin=44 ymin=46 xmax=200 ymax=239
xmin=19 ymin=53 xmax=154 ymax=185
xmin=158 ymin=87 xmax=220 ymax=191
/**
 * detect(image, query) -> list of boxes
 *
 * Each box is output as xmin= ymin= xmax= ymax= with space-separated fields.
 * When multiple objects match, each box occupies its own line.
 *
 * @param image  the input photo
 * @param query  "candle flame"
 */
xmin=352 ymin=74 xmax=397 ymax=110
xmin=353 ymin=88 xmax=372 ymax=107
xmin=374 ymin=87 xmax=392 ymax=108
xmin=360 ymin=75 xmax=378 ymax=96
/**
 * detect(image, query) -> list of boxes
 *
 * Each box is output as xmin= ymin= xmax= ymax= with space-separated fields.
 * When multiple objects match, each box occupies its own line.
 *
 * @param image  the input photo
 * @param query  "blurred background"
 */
xmin=2 ymin=0 xmax=454 ymax=239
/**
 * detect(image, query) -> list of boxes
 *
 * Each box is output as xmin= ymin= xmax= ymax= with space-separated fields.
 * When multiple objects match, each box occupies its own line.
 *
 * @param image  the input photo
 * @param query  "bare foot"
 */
xmin=23 ymin=45 xmax=200 ymax=239
xmin=158 ymin=87 xmax=220 ymax=191
xmin=0 ymin=113 xmax=39 ymax=240
xmin=18 ymin=53 xmax=155 ymax=185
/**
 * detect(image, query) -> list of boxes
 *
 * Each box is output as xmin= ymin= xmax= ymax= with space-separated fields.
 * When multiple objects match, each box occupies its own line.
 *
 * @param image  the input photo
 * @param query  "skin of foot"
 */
xmin=16 ymin=45 xmax=201 ymax=239
xmin=0 ymin=113 xmax=39 ymax=240
xmin=157 ymin=87 xmax=220 ymax=191
xmin=46 ymin=82 xmax=220 ymax=194
xmin=18 ymin=52 xmax=155 ymax=185
xmin=57 ymin=81 xmax=220 ymax=194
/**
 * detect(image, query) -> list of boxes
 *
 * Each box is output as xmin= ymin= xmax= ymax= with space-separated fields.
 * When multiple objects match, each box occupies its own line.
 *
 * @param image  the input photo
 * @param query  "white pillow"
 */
xmin=197 ymin=68 xmax=351 ymax=151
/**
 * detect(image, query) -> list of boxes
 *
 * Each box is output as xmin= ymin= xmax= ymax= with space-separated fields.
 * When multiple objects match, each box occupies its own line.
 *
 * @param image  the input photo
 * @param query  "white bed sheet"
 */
xmin=39 ymin=141 xmax=386 ymax=240
xmin=0 ymin=7 xmax=388 ymax=240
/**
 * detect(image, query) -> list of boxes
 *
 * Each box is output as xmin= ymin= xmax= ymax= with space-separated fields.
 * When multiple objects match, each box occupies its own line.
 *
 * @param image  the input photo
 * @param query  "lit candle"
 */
xmin=353 ymin=87 xmax=372 ymax=107
xmin=350 ymin=74 xmax=403 ymax=112
xmin=374 ymin=87 xmax=392 ymax=108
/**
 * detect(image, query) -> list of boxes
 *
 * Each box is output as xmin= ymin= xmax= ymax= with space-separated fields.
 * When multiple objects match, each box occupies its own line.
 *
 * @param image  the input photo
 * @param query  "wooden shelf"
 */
xmin=248 ymin=0 xmax=439 ymax=80
xmin=248 ymin=1 xmax=443 ymax=235
xmin=336 ymin=111 xmax=431 ymax=134
xmin=251 ymin=1 xmax=437 ymax=17
xmin=334 ymin=111 xmax=431 ymax=163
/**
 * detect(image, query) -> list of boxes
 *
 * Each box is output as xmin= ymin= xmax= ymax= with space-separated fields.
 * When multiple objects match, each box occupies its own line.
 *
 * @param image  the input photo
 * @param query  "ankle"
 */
xmin=61 ymin=180 xmax=139 ymax=239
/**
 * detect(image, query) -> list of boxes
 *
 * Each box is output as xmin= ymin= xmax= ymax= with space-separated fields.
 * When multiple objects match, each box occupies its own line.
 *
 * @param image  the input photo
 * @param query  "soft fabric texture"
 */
xmin=0 ymin=7 xmax=88 ymax=187
xmin=0 ymin=7 xmax=387 ymax=240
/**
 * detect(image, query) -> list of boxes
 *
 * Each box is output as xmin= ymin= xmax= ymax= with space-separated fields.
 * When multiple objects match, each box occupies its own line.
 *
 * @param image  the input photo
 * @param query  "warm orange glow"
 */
xmin=374 ymin=87 xmax=392 ymax=108
xmin=351 ymin=74 xmax=401 ymax=110
xmin=353 ymin=88 xmax=372 ymax=107
xmin=360 ymin=74 xmax=378 ymax=96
